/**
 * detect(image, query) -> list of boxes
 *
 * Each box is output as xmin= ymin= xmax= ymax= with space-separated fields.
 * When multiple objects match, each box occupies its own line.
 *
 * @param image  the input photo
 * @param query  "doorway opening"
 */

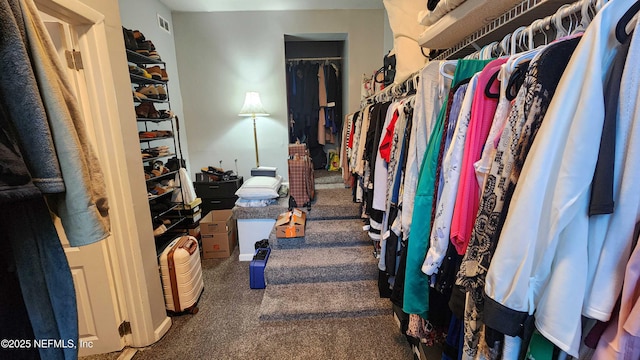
xmin=285 ymin=34 xmax=347 ymax=171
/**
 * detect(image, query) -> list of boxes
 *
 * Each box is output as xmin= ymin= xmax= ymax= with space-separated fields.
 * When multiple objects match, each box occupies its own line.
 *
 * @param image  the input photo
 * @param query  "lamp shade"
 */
xmin=238 ymin=92 xmax=269 ymax=117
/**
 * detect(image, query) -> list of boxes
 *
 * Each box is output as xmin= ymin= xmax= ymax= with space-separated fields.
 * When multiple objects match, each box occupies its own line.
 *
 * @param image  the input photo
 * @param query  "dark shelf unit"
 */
xmin=147 ymin=170 xmax=179 ymax=183
xmin=148 ymin=190 xmax=174 ymax=202
xmin=142 ymin=153 xmax=177 ymax=163
xmin=137 ymin=117 xmax=175 ymax=123
xmin=133 ymin=97 xmax=170 ymax=104
xmin=126 ymin=49 xmax=165 ymax=65
xmin=139 ymin=135 xmax=174 ymax=143
xmin=130 ymin=73 xmax=167 ymax=85
xmin=128 ymin=49 xmax=186 ymax=255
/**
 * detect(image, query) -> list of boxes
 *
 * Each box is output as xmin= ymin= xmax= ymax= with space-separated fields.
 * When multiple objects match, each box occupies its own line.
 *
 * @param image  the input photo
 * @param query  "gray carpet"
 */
xmin=258 ymin=280 xmax=391 ymax=321
xmin=270 ymin=218 xmax=369 ymax=249
xmin=80 ymin=170 xmax=413 ymax=360
xmin=264 ymin=246 xmax=378 ymax=285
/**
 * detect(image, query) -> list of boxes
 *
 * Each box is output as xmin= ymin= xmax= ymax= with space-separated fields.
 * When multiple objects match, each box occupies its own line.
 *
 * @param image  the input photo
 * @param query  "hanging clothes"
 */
xmin=324 ymin=63 xmax=342 ymax=136
xmin=484 ymin=1 xmax=640 ymax=356
xmin=0 ymin=0 xmax=112 ymax=359
xmin=318 ymin=65 xmax=328 ymax=145
xmin=423 ymin=74 xmax=478 ymax=276
xmin=401 ymin=61 xmax=446 ymax=241
xmin=403 ymin=59 xmax=490 ymax=319
xmin=449 ymin=57 xmax=506 ymax=258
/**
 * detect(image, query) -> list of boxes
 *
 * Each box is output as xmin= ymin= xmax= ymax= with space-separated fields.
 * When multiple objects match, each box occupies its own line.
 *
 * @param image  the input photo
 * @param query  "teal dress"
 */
xmin=403 ymin=60 xmax=492 ymax=318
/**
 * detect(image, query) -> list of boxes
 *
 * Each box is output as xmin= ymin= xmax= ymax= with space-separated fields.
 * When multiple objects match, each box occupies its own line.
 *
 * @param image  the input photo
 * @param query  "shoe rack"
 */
xmin=127 ymin=49 xmax=187 ymax=254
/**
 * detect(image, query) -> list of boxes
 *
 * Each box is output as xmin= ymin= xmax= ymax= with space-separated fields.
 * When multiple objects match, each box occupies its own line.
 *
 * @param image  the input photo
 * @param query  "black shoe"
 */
xmin=123 ymin=27 xmax=138 ymax=51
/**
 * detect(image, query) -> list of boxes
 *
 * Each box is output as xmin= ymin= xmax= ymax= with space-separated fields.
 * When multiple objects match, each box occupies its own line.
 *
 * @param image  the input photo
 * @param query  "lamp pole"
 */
xmin=253 ymin=114 xmax=259 ymax=168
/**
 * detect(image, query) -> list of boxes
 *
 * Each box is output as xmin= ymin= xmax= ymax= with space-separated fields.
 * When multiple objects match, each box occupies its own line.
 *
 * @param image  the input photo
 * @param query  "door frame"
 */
xmin=34 ymin=0 xmax=171 ymax=350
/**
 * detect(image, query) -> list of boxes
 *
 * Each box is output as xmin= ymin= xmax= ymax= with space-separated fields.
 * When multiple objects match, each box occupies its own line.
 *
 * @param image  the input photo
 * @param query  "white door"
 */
xmin=40 ymin=12 xmax=125 ymax=357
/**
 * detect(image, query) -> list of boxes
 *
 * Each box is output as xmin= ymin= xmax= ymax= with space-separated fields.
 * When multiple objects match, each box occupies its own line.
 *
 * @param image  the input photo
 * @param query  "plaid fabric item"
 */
xmin=288 ymin=143 xmax=308 ymax=157
xmin=288 ymin=155 xmax=314 ymax=207
xmin=307 ymin=158 xmax=315 ymax=200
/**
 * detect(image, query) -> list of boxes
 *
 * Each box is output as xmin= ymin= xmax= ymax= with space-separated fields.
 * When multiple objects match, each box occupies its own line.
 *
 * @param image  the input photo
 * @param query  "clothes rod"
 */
xmin=286 ymin=57 xmax=343 ymax=61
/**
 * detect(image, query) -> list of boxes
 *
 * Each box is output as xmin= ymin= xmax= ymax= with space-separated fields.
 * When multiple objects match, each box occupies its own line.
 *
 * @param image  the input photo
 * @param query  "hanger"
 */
xmin=439 ymin=60 xmax=457 ymax=80
xmin=498 ymin=33 xmax=512 ymax=56
xmin=510 ymin=26 xmax=527 ymax=56
xmin=616 ymin=0 xmax=640 ymax=43
xmin=481 ymin=42 xmax=498 ymax=59
xmin=536 ymin=17 xmax=551 ymax=45
xmin=553 ymin=4 xmax=572 ymax=39
xmin=438 ymin=60 xmax=457 ymax=98
xmin=572 ymin=0 xmax=590 ymax=34
xmin=484 ymin=69 xmax=501 ymax=99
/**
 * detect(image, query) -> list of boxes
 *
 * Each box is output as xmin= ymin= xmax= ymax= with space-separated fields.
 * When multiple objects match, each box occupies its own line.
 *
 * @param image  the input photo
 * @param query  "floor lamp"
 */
xmin=238 ymin=92 xmax=269 ymax=168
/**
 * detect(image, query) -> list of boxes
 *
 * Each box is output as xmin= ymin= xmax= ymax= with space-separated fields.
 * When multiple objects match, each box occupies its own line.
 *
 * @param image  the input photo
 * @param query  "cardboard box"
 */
xmin=275 ymin=208 xmax=306 ymax=238
xmin=201 ymin=228 xmax=236 ymax=259
xmin=200 ymin=209 xmax=233 ymax=235
xmin=200 ymin=209 xmax=237 ymax=259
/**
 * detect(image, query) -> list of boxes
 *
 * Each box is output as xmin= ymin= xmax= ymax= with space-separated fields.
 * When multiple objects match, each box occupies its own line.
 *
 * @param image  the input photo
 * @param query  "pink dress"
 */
xmin=449 ymin=58 xmax=507 ymax=255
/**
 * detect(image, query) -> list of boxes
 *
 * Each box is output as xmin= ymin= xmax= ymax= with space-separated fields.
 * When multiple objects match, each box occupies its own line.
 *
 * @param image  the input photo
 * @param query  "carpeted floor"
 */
xmin=81 ymin=170 xmax=414 ymax=360
xmin=82 ymin=246 xmax=413 ymax=360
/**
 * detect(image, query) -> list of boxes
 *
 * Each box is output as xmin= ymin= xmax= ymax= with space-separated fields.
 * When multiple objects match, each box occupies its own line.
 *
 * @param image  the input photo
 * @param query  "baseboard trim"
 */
xmin=154 ymin=316 xmax=172 ymax=342
xmin=239 ymin=254 xmax=254 ymax=262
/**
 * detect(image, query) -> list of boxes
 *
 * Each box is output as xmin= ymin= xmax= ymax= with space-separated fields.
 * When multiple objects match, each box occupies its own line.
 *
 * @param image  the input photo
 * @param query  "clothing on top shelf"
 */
xmin=418 ymin=0 xmax=466 ymax=26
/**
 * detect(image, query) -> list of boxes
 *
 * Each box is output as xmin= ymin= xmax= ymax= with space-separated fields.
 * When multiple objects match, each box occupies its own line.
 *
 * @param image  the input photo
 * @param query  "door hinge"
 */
xmin=118 ymin=321 xmax=132 ymax=337
xmin=65 ymin=49 xmax=84 ymax=70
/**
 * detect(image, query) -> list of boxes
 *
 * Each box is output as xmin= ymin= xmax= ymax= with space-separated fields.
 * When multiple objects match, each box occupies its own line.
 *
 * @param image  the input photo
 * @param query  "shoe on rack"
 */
xmin=135 ymin=102 xmax=149 ymax=118
xmin=137 ymin=85 xmax=159 ymax=99
xmin=133 ymin=90 xmax=147 ymax=101
xmin=161 ymin=69 xmax=169 ymax=82
xmin=146 ymin=102 xmax=160 ymax=119
xmin=136 ymin=102 xmax=160 ymax=119
xmin=146 ymin=66 xmax=163 ymax=80
xmin=158 ymin=109 xmax=174 ymax=119
xmin=129 ymin=65 xmax=152 ymax=79
xmin=123 ymin=27 xmax=138 ymax=51
xmin=135 ymin=102 xmax=159 ymax=119
xmin=137 ymin=40 xmax=160 ymax=59
xmin=149 ymin=43 xmax=162 ymax=61
xmin=153 ymin=224 xmax=167 ymax=236
xmin=128 ymin=64 xmax=144 ymax=76
xmin=156 ymin=85 xmax=167 ymax=100
xmin=135 ymin=41 xmax=151 ymax=56
xmin=133 ymin=30 xmax=145 ymax=42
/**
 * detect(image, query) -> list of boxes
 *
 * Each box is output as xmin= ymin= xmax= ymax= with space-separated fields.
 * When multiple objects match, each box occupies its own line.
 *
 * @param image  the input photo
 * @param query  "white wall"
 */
xmin=172 ymin=9 xmax=384 ymax=180
xmin=384 ymin=9 xmax=394 ymax=55
xmin=119 ymin=0 xmax=191 ymax=174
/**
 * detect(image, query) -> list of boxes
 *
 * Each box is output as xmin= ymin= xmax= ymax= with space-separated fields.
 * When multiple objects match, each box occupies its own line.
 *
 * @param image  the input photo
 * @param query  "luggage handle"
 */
xmin=183 ymin=238 xmax=198 ymax=255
